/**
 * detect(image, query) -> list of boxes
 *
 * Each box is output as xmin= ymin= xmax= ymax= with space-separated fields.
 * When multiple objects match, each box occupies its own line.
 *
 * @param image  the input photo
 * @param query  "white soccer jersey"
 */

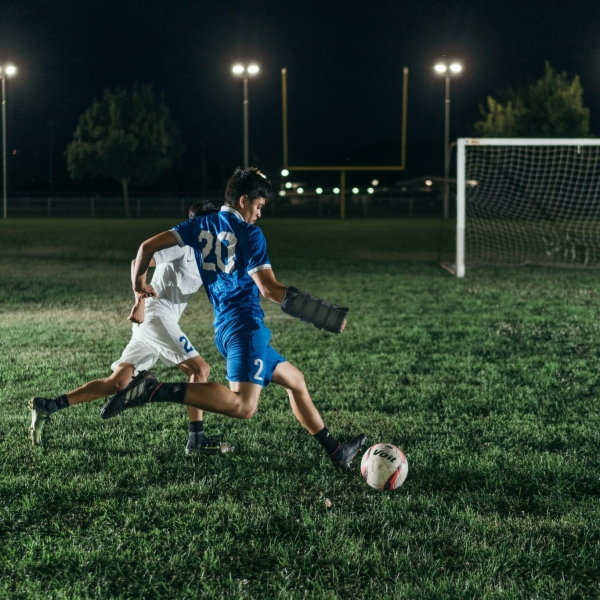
xmin=145 ymin=245 xmax=202 ymax=322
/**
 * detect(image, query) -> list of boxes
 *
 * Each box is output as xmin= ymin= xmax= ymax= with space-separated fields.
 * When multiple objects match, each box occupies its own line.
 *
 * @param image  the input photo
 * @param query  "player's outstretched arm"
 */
xmin=250 ymin=268 xmax=288 ymax=304
xmin=132 ymin=231 xmax=178 ymax=295
xmin=251 ymin=269 xmax=348 ymax=334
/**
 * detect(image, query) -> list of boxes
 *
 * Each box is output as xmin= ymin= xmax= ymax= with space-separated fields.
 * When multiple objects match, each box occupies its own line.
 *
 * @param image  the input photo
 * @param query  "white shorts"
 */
xmin=111 ymin=313 xmax=200 ymax=375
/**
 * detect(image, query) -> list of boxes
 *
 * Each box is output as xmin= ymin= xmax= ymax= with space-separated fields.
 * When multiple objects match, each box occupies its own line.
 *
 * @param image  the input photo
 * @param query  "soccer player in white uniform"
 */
xmin=29 ymin=201 xmax=233 ymax=456
xmin=101 ymin=168 xmax=366 ymax=472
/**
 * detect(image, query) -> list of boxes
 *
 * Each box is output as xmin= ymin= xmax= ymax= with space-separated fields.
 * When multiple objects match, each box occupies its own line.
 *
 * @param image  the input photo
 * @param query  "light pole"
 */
xmin=0 ymin=64 xmax=16 ymax=219
xmin=232 ymin=63 xmax=259 ymax=168
xmin=434 ymin=61 xmax=462 ymax=219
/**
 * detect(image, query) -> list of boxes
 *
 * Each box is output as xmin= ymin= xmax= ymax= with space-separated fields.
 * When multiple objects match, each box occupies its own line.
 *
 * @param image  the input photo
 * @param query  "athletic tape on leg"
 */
xmin=281 ymin=287 xmax=348 ymax=333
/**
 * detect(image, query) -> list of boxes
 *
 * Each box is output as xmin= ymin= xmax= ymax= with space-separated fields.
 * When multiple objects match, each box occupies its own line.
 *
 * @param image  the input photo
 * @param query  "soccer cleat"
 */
xmin=29 ymin=397 xmax=53 ymax=445
xmin=100 ymin=370 xmax=159 ymax=419
xmin=329 ymin=433 xmax=367 ymax=472
xmin=185 ymin=432 xmax=235 ymax=455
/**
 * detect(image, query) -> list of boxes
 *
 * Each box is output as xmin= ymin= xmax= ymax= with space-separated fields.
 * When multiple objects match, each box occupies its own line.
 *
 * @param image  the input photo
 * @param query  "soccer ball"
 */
xmin=361 ymin=443 xmax=408 ymax=491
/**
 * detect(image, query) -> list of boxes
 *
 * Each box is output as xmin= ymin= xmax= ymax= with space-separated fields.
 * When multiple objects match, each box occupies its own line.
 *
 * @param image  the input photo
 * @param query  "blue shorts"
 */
xmin=215 ymin=321 xmax=286 ymax=388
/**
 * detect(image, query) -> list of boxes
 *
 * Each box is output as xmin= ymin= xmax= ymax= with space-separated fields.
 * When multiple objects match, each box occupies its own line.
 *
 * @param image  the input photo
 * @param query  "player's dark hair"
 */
xmin=224 ymin=167 xmax=273 ymax=206
xmin=188 ymin=200 xmax=219 ymax=219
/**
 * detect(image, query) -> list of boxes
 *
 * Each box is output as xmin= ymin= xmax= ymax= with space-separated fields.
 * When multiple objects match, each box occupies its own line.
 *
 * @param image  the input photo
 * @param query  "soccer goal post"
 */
xmin=455 ymin=138 xmax=600 ymax=277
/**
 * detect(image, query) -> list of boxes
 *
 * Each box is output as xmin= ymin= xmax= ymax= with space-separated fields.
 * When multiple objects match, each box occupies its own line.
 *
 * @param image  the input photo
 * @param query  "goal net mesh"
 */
xmin=464 ymin=143 xmax=600 ymax=268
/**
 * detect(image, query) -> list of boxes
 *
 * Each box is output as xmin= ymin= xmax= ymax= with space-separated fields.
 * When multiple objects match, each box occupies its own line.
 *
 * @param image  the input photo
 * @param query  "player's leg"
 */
xmin=271 ymin=359 xmax=366 ymax=472
xmin=177 ymin=356 xmax=235 ymax=455
xmin=177 ymin=355 xmax=210 ymax=420
xmin=101 ymin=325 xmax=266 ymax=420
xmin=65 ymin=363 xmax=137 ymax=405
xmin=29 ymin=363 xmax=135 ymax=446
xmin=101 ymin=370 xmax=263 ymax=419
xmin=270 ymin=361 xmax=324 ymax=434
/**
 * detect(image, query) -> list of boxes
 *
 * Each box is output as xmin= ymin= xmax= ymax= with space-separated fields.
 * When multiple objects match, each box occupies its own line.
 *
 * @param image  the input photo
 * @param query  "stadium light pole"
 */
xmin=232 ymin=63 xmax=260 ymax=168
xmin=434 ymin=62 xmax=462 ymax=219
xmin=0 ymin=64 xmax=16 ymax=219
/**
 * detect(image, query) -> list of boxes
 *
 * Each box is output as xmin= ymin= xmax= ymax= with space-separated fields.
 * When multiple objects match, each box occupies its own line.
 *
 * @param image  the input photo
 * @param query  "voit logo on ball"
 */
xmin=361 ymin=443 xmax=408 ymax=491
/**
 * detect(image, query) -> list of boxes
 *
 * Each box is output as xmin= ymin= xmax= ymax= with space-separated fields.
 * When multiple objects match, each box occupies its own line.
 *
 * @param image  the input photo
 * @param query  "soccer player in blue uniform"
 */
xmin=29 ymin=202 xmax=233 ymax=455
xmin=102 ymin=168 xmax=366 ymax=472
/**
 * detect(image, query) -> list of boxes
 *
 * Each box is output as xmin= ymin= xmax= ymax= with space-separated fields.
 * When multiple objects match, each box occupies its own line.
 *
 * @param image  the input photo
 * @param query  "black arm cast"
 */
xmin=281 ymin=286 xmax=349 ymax=334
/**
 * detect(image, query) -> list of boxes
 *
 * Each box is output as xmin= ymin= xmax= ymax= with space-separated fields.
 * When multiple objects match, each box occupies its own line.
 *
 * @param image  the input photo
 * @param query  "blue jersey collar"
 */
xmin=220 ymin=206 xmax=244 ymax=221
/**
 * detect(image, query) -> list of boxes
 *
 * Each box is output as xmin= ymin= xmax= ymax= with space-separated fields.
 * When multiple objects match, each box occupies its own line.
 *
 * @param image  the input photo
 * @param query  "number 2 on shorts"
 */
xmin=253 ymin=358 xmax=264 ymax=381
xmin=179 ymin=336 xmax=194 ymax=353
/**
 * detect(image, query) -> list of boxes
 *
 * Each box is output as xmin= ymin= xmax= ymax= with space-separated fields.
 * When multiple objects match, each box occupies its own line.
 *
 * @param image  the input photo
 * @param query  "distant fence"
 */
xmin=5 ymin=193 xmax=451 ymax=218
xmin=5 ymin=197 xmax=222 ymax=219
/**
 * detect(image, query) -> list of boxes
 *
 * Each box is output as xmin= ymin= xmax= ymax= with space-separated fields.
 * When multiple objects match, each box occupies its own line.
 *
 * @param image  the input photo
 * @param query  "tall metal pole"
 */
xmin=443 ymin=74 xmax=450 ymax=220
xmin=340 ymin=169 xmax=346 ymax=219
xmin=243 ymin=77 xmax=249 ymax=168
xmin=281 ymin=68 xmax=288 ymax=169
xmin=2 ymin=75 xmax=7 ymax=220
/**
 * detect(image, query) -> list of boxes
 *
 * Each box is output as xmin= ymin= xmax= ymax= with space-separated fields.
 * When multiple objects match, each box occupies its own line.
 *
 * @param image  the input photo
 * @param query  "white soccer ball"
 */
xmin=361 ymin=443 xmax=408 ymax=491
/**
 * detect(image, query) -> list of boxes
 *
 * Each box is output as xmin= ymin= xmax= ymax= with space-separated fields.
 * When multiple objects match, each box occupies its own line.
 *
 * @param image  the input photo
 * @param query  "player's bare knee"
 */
xmin=236 ymin=400 xmax=258 ymax=419
xmin=188 ymin=365 xmax=210 ymax=383
xmin=200 ymin=364 xmax=210 ymax=381
xmin=288 ymin=370 xmax=307 ymax=394
xmin=232 ymin=391 xmax=259 ymax=419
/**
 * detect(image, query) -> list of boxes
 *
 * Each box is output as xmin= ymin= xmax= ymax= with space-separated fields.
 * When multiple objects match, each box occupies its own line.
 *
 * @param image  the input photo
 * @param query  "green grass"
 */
xmin=1 ymin=218 xmax=600 ymax=599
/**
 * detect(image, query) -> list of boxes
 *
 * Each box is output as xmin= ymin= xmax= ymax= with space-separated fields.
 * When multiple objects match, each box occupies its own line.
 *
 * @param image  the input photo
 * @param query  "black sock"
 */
xmin=189 ymin=420 xmax=204 ymax=434
xmin=149 ymin=382 xmax=187 ymax=404
xmin=313 ymin=427 xmax=340 ymax=456
xmin=52 ymin=395 xmax=70 ymax=411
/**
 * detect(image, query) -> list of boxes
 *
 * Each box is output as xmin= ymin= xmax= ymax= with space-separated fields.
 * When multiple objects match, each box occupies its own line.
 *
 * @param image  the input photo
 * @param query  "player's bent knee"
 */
xmin=188 ymin=367 xmax=210 ymax=384
xmin=236 ymin=400 xmax=258 ymax=420
xmin=286 ymin=371 xmax=307 ymax=393
xmin=233 ymin=394 xmax=260 ymax=419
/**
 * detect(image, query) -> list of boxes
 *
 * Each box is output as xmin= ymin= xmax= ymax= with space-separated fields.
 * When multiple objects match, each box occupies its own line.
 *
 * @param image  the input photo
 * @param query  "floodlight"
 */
xmin=247 ymin=65 xmax=260 ymax=75
xmin=232 ymin=65 xmax=245 ymax=75
xmin=278 ymin=190 xmax=286 ymax=196
xmin=434 ymin=64 xmax=447 ymax=73
xmin=333 ymin=187 xmax=340 ymax=194
xmin=371 ymin=179 xmax=379 ymax=186
xmin=450 ymin=63 xmax=462 ymax=73
xmin=352 ymin=187 xmax=359 ymax=194
xmin=281 ymin=169 xmax=289 ymax=177
xmin=368 ymin=187 xmax=374 ymax=194
xmin=316 ymin=187 xmax=323 ymax=194
xmin=297 ymin=187 xmax=304 ymax=194
xmin=285 ymin=182 xmax=293 ymax=189
xmin=1 ymin=63 xmax=18 ymax=218
xmin=425 ymin=180 xmax=433 ymax=187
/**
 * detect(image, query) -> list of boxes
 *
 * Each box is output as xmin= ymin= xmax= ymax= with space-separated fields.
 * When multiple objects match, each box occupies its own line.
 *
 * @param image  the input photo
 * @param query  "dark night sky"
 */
xmin=1 ymin=0 xmax=599 ymax=192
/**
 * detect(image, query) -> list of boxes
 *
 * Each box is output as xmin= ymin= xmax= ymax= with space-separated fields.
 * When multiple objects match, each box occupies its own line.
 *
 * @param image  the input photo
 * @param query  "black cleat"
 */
xmin=329 ymin=434 xmax=367 ymax=472
xmin=185 ymin=432 xmax=235 ymax=455
xmin=29 ymin=397 xmax=54 ymax=445
xmin=100 ymin=370 xmax=159 ymax=419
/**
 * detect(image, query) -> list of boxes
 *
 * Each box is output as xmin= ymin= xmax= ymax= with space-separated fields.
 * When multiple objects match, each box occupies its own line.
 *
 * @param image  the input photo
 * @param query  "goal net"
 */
xmin=455 ymin=139 xmax=600 ymax=277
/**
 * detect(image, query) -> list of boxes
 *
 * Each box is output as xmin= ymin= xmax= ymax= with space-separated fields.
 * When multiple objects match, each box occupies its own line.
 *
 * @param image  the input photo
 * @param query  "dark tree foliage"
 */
xmin=475 ymin=62 xmax=591 ymax=138
xmin=66 ymin=84 xmax=182 ymax=216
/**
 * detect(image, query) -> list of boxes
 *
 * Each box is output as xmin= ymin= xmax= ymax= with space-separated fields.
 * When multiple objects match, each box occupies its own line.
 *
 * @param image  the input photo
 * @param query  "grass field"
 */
xmin=1 ymin=218 xmax=600 ymax=599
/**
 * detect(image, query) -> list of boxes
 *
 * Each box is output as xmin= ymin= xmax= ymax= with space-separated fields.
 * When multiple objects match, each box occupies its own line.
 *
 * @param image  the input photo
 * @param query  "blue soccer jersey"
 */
xmin=171 ymin=206 xmax=271 ymax=332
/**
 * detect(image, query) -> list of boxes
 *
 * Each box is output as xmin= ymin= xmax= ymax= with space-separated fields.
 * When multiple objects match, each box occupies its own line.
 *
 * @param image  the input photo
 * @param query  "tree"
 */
xmin=474 ymin=62 xmax=591 ymax=138
xmin=66 ymin=84 xmax=182 ymax=216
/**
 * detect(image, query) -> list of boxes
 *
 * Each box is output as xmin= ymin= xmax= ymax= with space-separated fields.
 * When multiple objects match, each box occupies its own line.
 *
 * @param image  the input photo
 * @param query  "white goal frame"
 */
xmin=456 ymin=138 xmax=600 ymax=277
